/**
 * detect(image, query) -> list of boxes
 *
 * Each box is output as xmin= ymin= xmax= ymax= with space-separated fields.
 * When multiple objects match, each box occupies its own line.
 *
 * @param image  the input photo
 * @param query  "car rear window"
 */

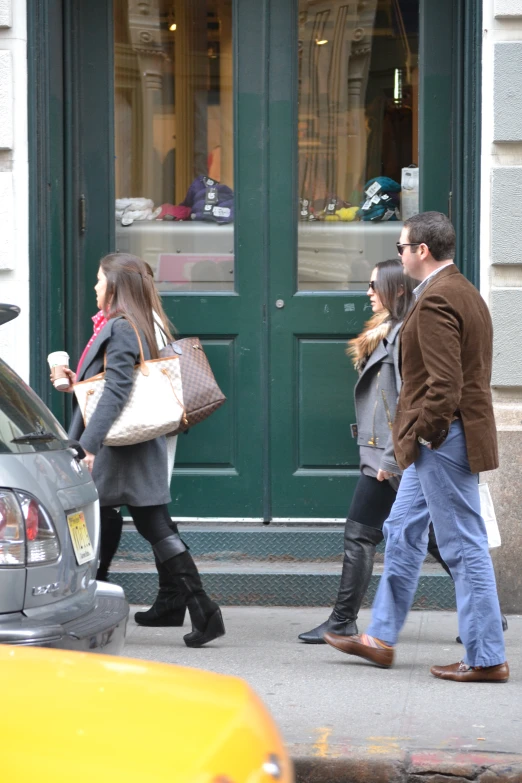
xmin=0 ymin=359 xmax=68 ymax=454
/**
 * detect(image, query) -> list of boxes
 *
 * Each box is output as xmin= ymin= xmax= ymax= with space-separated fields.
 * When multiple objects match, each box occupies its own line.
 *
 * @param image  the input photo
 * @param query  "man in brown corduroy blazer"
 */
xmin=325 ymin=212 xmax=509 ymax=683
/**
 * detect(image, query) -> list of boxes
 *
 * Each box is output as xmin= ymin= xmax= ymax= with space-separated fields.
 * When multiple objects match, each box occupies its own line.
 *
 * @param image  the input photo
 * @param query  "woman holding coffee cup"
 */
xmin=65 ymin=253 xmax=225 ymax=647
xmin=50 ymin=265 xmax=179 ymax=599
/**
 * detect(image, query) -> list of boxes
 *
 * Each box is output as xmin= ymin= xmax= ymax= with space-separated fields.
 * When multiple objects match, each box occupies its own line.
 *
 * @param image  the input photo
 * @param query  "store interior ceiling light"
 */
xmin=316 ymin=39 xmax=328 ymax=45
xmin=169 ymin=22 xmax=177 ymax=31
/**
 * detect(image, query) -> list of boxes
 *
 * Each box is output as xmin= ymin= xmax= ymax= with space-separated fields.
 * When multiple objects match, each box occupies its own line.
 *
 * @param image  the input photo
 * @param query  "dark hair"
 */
xmin=373 ymin=259 xmax=415 ymax=323
xmin=403 ymin=211 xmax=456 ymax=262
xmin=143 ymin=261 xmax=177 ymax=337
xmin=100 ymin=253 xmax=174 ymax=359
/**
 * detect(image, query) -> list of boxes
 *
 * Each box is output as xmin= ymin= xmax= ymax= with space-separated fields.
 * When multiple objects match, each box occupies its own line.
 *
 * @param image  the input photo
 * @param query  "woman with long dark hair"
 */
xmin=67 ymin=253 xmax=225 ymax=647
xmin=298 ymin=259 xmax=449 ymax=644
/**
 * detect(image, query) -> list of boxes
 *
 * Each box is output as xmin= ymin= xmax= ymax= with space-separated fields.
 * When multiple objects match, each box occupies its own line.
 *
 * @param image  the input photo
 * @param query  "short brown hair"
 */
xmin=404 ymin=211 xmax=456 ymax=262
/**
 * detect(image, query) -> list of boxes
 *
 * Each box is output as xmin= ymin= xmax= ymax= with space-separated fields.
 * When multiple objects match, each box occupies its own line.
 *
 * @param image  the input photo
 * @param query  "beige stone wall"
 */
xmin=482 ymin=394 xmax=522 ymax=611
xmin=482 ymin=0 xmax=522 ymax=610
xmin=0 ymin=0 xmax=29 ymax=380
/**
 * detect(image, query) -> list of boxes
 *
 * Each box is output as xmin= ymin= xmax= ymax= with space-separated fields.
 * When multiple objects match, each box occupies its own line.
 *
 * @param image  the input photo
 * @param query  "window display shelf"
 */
xmin=115 ymin=219 xmax=401 ymax=292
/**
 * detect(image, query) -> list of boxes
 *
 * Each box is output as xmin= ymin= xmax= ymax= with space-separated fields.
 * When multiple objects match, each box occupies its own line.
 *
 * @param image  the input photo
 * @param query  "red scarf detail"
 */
xmin=76 ymin=311 xmax=107 ymax=375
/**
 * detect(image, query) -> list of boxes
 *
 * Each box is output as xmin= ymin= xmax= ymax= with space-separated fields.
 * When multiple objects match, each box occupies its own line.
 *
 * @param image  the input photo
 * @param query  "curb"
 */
xmin=291 ymin=750 xmax=522 ymax=783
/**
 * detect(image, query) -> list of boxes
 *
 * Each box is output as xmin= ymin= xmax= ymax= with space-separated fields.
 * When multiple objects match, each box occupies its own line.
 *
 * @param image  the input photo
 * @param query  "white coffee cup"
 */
xmin=47 ymin=351 xmax=71 ymax=390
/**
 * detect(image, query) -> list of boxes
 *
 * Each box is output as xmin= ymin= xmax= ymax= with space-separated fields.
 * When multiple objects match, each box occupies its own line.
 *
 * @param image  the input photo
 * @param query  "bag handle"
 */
xmin=103 ymin=316 xmax=150 ymax=377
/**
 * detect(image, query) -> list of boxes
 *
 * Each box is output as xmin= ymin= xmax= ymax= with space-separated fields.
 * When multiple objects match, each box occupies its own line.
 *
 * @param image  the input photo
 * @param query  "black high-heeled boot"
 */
xmin=134 ymin=557 xmax=186 ymax=627
xmin=299 ymin=519 xmax=383 ymax=644
xmin=159 ymin=549 xmax=225 ymax=647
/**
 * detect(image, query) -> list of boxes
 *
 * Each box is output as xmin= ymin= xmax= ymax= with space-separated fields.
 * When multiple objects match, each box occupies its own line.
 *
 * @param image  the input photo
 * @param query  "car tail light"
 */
xmin=24 ymin=498 xmax=39 ymax=541
xmin=0 ymin=491 xmax=25 ymax=565
xmin=16 ymin=492 xmax=60 ymax=564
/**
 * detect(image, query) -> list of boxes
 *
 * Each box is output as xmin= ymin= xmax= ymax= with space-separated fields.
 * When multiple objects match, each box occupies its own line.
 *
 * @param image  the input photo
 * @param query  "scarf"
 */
xmin=346 ymin=310 xmax=392 ymax=371
xmin=76 ymin=310 xmax=107 ymax=375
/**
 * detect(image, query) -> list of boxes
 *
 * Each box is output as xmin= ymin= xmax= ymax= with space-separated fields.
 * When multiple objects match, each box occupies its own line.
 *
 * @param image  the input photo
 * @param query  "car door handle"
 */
xmin=65 ymin=439 xmax=86 ymax=462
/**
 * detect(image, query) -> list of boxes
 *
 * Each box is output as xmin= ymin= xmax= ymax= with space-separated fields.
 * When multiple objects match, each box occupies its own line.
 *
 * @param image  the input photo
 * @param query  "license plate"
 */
xmin=67 ymin=511 xmax=95 ymax=565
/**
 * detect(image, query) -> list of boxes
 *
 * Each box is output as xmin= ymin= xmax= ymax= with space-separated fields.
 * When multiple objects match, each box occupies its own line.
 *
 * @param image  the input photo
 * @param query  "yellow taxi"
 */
xmin=1 ymin=645 xmax=293 ymax=783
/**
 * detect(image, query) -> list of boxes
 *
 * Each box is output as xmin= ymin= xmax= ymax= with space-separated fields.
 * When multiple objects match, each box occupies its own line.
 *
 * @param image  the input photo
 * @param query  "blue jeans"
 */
xmin=367 ymin=421 xmax=505 ymax=667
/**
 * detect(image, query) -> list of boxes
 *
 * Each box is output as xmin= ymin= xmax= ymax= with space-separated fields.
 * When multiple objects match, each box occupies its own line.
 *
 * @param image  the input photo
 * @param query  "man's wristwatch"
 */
xmin=418 ymin=436 xmax=431 ymax=447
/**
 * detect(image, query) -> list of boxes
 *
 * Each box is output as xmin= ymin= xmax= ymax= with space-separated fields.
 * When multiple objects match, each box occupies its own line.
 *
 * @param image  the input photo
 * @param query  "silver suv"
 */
xmin=0 ymin=304 xmax=128 ymax=652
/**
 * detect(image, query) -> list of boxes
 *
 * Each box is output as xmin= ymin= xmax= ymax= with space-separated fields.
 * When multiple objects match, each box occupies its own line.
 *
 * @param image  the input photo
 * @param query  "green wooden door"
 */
xmin=264 ymin=0 xmax=475 ymax=519
xmin=267 ymin=0 xmax=419 ymax=518
xmin=268 ymin=0 xmax=364 ymax=516
xmin=29 ymin=0 xmax=478 ymax=522
xmin=110 ymin=0 xmax=267 ymax=519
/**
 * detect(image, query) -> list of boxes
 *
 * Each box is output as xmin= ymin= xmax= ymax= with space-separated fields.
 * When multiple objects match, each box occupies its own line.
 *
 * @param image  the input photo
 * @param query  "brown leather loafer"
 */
xmin=324 ymin=632 xmax=394 ymax=668
xmin=430 ymin=661 xmax=509 ymax=682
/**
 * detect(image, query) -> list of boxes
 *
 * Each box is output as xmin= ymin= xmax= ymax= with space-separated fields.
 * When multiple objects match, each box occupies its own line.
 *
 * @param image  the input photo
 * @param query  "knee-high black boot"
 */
xmin=134 ymin=554 xmax=187 ymax=627
xmin=157 ymin=546 xmax=225 ymax=647
xmin=299 ymin=519 xmax=383 ymax=643
xmin=134 ymin=520 xmax=187 ymax=627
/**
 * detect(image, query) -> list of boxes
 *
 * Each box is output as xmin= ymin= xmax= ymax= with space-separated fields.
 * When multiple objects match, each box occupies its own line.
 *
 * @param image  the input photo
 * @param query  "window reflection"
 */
xmin=114 ymin=0 xmax=234 ymax=292
xmin=297 ymin=0 xmax=419 ymax=290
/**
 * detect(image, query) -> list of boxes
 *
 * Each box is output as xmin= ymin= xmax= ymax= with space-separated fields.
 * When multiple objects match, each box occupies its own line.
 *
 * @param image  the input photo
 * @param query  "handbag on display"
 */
xmin=159 ymin=336 xmax=226 ymax=436
xmin=73 ymin=319 xmax=184 ymax=447
xmin=478 ymin=482 xmax=501 ymax=549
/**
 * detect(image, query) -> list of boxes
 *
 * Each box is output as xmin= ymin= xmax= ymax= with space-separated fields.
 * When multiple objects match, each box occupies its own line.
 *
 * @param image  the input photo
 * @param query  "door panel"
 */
xmin=111 ymin=0 xmax=267 ymax=518
xmin=270 ymin=294 xmax=366 ymax=518
xmin=297 ymin=338 xmax=358 ymax=468
xmin=268 ymin=0 xmax=420 ymax=518
xmin=174 ymin=340 xmax=237 ymax=469
xmin=166 ymin=0 xmax=268 ymax=517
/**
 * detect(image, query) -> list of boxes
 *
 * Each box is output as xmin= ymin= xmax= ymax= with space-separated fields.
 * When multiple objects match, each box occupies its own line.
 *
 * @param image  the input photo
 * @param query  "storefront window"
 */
xmin=114 ymin=0 xmax=234 ymax=292
xmin=297 ymin=0 xmax=419 ymax=291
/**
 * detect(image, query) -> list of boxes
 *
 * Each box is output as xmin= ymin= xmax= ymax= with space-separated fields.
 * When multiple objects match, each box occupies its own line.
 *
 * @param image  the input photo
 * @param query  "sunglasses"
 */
xmin=368 ymin=280 xmax=376 ymax=291
xmin=396 ymin=242 xmax=421 ymax=256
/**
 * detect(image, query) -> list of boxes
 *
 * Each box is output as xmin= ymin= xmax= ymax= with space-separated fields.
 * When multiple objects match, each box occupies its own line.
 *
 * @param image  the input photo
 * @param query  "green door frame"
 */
xmin=28 ymin=0 xmax=483 ymax=519
xmin=28 ymin=0 xmax=115 ymax=421
xmin=419 ymin=0 xmax=482 ymax=285
xmin=28 ymin=0 xmax=67 ymax=418
xmin=160 ymin=0 xmax=269 ymax=518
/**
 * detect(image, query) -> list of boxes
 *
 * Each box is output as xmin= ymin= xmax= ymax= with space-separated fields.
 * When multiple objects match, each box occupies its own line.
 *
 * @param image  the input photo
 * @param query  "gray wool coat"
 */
xmin=354 ymin=322 xmax=402 ymax=477
xmin=69 ymin=317 xmax=171 ymax=508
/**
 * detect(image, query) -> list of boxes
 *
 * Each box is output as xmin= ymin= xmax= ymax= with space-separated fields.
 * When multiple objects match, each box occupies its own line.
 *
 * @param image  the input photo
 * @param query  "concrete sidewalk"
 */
xmin=125 ymin=607 xmax=522 ymax=779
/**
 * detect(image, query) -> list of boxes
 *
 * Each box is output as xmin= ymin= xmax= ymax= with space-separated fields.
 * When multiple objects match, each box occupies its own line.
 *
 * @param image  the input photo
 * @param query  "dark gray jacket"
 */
xmin=69 ymin=317 xmax=171 ymax=508
xmin=354 ymin=322 xmax=402 ymax=475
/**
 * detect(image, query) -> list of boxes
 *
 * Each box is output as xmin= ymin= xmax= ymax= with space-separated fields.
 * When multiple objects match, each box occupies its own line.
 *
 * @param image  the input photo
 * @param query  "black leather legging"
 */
xmin=99 ymin=504 xmax=184 ymax=572
xmin=99 ymin=507 xmax=124 ymax=571
xmin=347 ymin=473 xmax=450 ymax=573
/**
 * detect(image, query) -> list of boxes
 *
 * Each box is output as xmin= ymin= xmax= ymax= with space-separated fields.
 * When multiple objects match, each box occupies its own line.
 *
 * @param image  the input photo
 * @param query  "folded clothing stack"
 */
xmin=182 ymin=176 xmax=234 ymax=224
xmin=358 ymin=177 xmax=401 ymax=222
xmin=156 ymin=204 xmax=192 ymax=221
xmin=116 ymin=198 xmax=162 ymax=226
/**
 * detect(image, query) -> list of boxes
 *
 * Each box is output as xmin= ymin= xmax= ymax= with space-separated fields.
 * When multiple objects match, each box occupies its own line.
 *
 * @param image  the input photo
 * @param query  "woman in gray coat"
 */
xmin=67 ymin=252 xmax=225 ymax=648
xmin=299 ymin=259 xmax=449 ymax=644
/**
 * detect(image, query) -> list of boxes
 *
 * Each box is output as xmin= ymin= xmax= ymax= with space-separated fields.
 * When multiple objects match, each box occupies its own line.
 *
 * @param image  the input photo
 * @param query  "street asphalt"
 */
xmin=124 ymin=607 xmax=522 ymax=760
